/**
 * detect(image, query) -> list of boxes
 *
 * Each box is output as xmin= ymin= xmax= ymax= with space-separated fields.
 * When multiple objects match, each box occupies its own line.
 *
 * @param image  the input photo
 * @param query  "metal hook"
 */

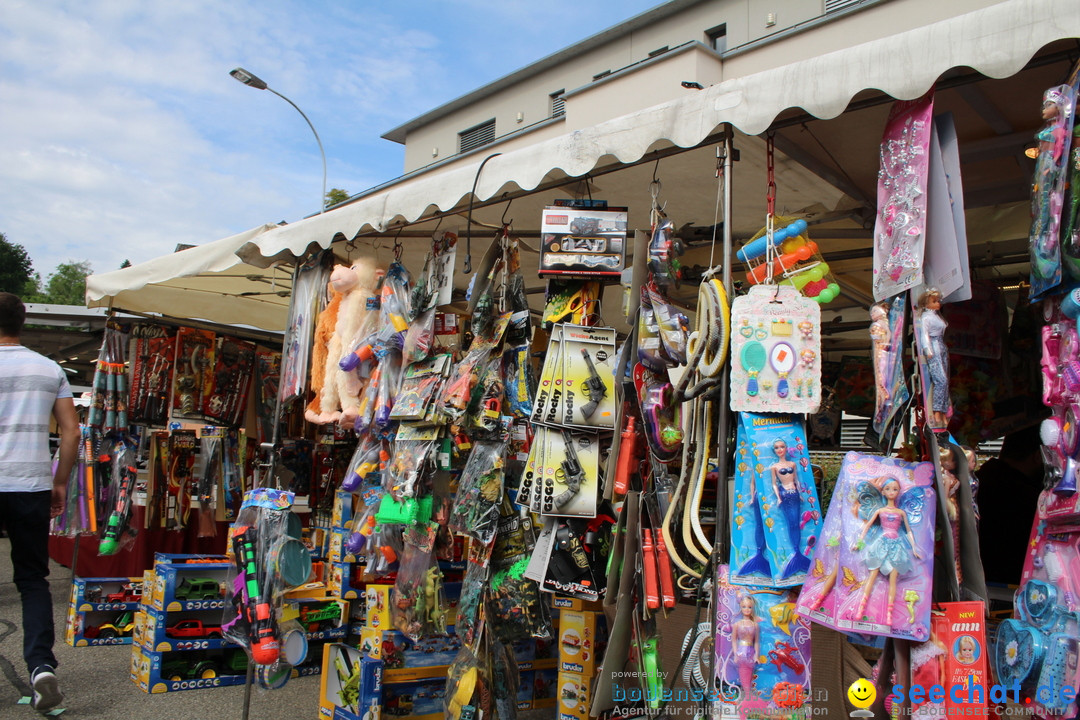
xmin=465 ymin=152 xmax=503 ymax=275
xmin=392 ymin=224 xmax=404 ymax=262
xmin=501 ymin=195 xmax=514 ymax=228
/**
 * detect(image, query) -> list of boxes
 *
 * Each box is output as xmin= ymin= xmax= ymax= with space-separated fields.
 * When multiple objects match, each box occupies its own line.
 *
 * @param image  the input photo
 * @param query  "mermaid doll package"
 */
xmin=729 ymin=413 xmax=823 ymax=588
xmin=715 ymin=565 xmax=811 ymax=713
xmin=795 ymin=452 xmax=936 ymax=641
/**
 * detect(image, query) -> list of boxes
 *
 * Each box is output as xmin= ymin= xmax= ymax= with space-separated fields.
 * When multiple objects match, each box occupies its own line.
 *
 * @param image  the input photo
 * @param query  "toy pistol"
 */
xmin=99 ymin=465 xmax=137 ymax=555
xmin=579 ymin=349 xmax=607 ymax=419
xmin=552 ymin=432 xmax=586 ymax=509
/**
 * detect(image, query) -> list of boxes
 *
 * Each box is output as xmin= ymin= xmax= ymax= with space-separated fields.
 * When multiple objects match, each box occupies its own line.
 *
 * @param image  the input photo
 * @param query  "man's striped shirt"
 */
xmin=0 ymin=345 xmax=72 ymax=492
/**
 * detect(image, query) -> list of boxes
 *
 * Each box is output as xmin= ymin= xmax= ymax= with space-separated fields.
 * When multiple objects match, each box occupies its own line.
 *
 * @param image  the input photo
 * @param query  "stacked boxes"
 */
xmin=131 ymin=554 xmax=244 ymax=694
xmin=557 ymin=607 xmax=608 ymax=720
xmin=66 ymin=577 xmax=144 ymax=647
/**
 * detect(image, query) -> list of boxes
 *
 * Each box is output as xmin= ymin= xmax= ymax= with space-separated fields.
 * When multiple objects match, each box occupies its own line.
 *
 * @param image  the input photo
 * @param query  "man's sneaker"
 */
xmin=30 ymin=665 xmax=62 ymax=713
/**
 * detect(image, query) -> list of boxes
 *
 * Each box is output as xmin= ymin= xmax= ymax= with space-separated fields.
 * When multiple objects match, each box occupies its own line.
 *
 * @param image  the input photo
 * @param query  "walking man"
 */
xmin=0 ymin=293 xmax=79 ymax=712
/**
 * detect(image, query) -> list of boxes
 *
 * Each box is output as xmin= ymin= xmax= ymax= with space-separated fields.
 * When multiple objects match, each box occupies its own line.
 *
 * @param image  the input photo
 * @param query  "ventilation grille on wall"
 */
xmin=459 ymin=119 xmax=496 ymax=153
xmin=825 ymin=0 xmax=863 ymax=13
xmin=551 ymin=92 xmax=565 ymax=118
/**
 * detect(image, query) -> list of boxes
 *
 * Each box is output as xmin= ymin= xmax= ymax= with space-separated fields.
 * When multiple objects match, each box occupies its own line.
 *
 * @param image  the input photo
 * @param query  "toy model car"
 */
xmin=106 ymin=582 xmax=143 ymax=603
xmin=161 ymin=658 xmax=221 ymax=681
xmin=173 ymin=578 xmax=223 ymax=601
xmin=298 ymin=602 xmax=341 ymax=632
xmin=166 ymin=619 xmax=223 ymax=639
xmin=91 ymin=611 xmax=136 ymax=639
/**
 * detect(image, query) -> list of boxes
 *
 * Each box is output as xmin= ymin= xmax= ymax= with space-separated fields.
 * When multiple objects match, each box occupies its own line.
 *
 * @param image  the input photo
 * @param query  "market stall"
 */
xmin=70 ymin=0 xmax=1080 ymax=716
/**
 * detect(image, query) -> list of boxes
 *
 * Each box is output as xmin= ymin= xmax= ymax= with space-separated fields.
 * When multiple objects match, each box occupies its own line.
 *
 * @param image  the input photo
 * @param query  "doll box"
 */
xmin=795 ymin=451 xmax=936 ymax=642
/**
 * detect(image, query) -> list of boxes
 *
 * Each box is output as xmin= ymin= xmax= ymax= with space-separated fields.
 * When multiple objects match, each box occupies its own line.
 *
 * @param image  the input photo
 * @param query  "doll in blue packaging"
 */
xmin=730 ymin=413 xmax=822 ymax=587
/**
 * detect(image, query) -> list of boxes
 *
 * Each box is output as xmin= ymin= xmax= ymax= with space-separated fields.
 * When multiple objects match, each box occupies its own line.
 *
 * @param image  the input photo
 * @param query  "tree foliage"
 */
xmin=325 ymin=188 xmax=350 ymax=209
xmin=0 ymin=233 xmax=35 ymax=295
xmin=40 ymin=261 xmax=93 ymax=305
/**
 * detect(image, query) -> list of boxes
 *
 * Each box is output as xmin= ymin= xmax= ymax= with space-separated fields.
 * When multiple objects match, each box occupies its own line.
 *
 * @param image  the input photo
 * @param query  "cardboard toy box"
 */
xmin=329 ymin=526 xmax=359 ymax=564
xmin=358 ymin=627 xmax=462 ymax=682
xmin=141 ymin=606 xmax=229 ymax=652
xmin=332 ymin=490 xmax=356 ymax=529
xmin=320 ymin=643 xmax=382 ymax=720
xmin=281 ymin=597 xmax=349 ymax=641
xmin=558 ymin=610 xmax=607 ymax=676
xmin=65 ymin=605 xmax=138 ymax=647
xmin=380 ymin=676 xmax=446 ymax=720
xmin=557 ymin=670 xmax=594 ymax=720
xmin=329 ymin=562 xmax=363 ymax=600
xmin=150 ymin=561 xmax=230 ymax=612
xmin=363 ymin=584 xmax=393 ymax=629
xmin=130 ymin=646 xmax=248 ymax=694
xmin=532 ymin=667 xmax=559 ymax=709
xmin=71 ymin=576 xmax=145 ymax=611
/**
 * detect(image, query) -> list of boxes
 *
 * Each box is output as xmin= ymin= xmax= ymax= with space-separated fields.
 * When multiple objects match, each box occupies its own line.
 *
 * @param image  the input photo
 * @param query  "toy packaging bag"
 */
xmin=904 ymin=602 xmax=988 ymax=717
xmin=714 ymin=565 xmax=811 ymax=714
xmin=873 ymin=92 xmax=934 ymax=301
xmin=729 ymin=284 xmax=821 ymax=415
xmin=993 ymin=519 xmax=1080 ymax=718
xmin=795 ymin=452 xmax=936 ymax=641
xmin=729 ymin=413 xmax=822 ymax=588
xmin=1030 ymin=84 xmax=1076 ymax=299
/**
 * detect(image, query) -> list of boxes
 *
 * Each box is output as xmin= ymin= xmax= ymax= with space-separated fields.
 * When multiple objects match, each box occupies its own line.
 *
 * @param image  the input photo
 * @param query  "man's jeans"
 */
xmin=0 ymin=491 xmax=58 ymax=674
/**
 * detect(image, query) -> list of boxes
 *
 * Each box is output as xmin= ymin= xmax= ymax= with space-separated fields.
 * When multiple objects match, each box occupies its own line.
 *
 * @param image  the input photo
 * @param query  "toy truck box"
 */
xmin=558 ymin=670 xmax=594 ymax=720
xmin=131 ymin=646 xmax=248 ymax=693
xmin=380 ymin=676 xmax=446 ymax=720
xmin=558 ymin=610 xmax=607 ymax=676
xmin=66 ymin=606 xmax=138 ymax=647
xmin=329 ymin=562 xmax=363 ymax=600
xmin=142 ymin=606 xmax=228 ymax=652
xmin=150 ymin=562 xmax=230 ymax=612
xmin=282 ymin=598 xmax=349 ymax=641
xmin=71 ymin=576 xmax=145 ymax=611
xmin=358 ymin=627 xmax=462 ymax=678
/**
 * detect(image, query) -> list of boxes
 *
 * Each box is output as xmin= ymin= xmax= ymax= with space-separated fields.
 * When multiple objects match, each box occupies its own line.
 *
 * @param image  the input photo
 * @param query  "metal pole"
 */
xmin=266 ymin=88 xmax=328 ymax=214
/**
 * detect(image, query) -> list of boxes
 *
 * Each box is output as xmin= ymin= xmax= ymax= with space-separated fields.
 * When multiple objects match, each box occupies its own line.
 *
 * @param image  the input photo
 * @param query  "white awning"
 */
xmin=236 ymin=0 xmax=1080 ymax=266
xmin=85 ymin=223 xmax=292 ymax=332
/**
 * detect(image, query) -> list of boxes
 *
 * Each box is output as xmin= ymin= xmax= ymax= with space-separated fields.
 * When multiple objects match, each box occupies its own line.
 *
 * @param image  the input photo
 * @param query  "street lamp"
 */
xmin=230 ymin=67 xmax=327 ymax=214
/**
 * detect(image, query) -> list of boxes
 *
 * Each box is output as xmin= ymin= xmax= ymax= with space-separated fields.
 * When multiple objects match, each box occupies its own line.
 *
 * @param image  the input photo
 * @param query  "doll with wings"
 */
xmin=851 ymin=475 xmax=926 ymax=626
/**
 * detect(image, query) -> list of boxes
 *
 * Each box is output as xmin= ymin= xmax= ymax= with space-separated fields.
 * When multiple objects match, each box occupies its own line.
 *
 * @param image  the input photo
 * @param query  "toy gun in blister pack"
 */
xmin=229 ymin=525 xmax=280 ymax=664
xmin=552 ymin=432 xmax=586 ymax=509
xmin=99 ymin=464 xmax=137 ymax=555
xmin=579 ymin=349 xmax=608 ymax=419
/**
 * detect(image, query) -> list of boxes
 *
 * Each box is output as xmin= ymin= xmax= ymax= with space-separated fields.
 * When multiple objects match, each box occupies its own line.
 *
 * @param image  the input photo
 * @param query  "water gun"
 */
xmin=231 ymin=525 xmax=280 ymax=664
xmin=99 ymin=464 xmax=137 ymax=555
xmin=613 ymin=415 xmax=640 ymax=495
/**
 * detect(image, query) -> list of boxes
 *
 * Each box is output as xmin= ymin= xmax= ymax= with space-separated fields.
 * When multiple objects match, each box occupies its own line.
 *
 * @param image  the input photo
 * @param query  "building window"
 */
xmin=551 ymin=90 xmax=565 ymax=118
xmin=459 ymin=119 xmax=496 ymax=153
xmin=706 ymin=23 xmax=727 ymax=53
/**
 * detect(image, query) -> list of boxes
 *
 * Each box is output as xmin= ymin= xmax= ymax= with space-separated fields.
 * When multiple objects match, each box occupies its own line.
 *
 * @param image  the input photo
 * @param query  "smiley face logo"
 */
xmin=847 ymin=678 xmax=876 ymax=709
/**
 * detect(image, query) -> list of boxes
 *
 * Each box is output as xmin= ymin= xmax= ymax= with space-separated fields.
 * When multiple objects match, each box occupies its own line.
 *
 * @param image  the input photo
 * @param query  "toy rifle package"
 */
xmin=128 ymin=324 xmax=177 ymax=426
xmin=222 ymin=488 xmax=296 ymax=666
xmin=254 ymin=347 xmax=281 ymax=445
xmin=98 ymin=440 xmax=139 ymax=556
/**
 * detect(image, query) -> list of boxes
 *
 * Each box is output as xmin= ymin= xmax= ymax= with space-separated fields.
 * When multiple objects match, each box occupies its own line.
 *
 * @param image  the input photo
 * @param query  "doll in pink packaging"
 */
xmin=796 ymin=452 xmax=935 ymax=641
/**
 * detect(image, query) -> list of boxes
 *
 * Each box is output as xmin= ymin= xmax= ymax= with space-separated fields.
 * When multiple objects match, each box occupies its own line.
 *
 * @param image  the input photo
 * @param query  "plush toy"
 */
xmin=306 ymin=258 xmax=381 ymax=425
xmin=303 ymin=282 xmax=342 ymax=425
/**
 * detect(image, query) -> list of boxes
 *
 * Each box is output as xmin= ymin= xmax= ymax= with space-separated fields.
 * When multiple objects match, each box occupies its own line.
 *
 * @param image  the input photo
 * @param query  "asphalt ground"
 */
xmin=0 ymin=537 xmax=315 ymax=720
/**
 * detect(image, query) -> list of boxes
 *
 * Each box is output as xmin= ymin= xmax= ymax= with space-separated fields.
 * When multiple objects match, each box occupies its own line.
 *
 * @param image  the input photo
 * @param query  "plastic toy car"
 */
xmin=173 ymin=578 xmax=223 ymax=602
xmin=166 ymin=619 xmax=223 ymax=639
xmin=92 ymin=611 xmax=136 ymax=639
xmin=161 ymin=658 xmax=221 ymax=681
xmin=106 ymin=582 xmax=143 ymax=603
xmin=298 ymin=602 xmax=341 ymax=632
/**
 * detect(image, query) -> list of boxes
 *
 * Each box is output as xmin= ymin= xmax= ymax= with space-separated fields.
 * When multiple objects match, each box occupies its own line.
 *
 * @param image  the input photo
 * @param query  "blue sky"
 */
xmin=0 ymin=0 xmax=660 ymax=282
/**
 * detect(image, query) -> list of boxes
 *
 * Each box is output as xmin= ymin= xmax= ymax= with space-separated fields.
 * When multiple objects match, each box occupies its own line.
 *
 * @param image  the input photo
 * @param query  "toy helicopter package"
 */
xmin=715 ymin=565 xmax=811 ymax=715
xmin=795 ymin=452 xmax=936 ymax=641
xmin=729 ymin=414 xmax=822 ymax=588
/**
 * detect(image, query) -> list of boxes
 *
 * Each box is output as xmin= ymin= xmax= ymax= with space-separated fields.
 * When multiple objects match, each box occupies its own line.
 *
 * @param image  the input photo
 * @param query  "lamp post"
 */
xmin=230 ymin=67 xmax=327 ymax=214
